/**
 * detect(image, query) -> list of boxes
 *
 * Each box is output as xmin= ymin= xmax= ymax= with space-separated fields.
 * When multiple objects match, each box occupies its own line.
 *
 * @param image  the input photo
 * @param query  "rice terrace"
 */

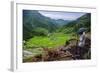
xmin=23 ymin=10 xmax=91 ymax=62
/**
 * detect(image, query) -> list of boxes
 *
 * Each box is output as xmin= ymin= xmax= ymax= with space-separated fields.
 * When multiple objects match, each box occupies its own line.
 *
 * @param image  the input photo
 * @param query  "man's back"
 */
xmin=78 ymin=32 xmax=86 ymax=47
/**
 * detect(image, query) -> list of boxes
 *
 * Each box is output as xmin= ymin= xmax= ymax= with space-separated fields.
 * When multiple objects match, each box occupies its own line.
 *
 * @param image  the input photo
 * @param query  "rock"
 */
xmin=23 ymin=50 xmax=33 ymax=57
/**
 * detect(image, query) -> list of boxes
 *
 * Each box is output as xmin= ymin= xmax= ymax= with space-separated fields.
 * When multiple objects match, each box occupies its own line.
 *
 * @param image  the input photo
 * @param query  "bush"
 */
xmin=33 ymin=27 xmax=49 ymax=36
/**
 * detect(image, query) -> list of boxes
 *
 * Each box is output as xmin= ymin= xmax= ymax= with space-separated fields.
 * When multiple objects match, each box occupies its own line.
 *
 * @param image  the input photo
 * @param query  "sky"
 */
xmin=39 ymin=11 xmax=86 ymax=20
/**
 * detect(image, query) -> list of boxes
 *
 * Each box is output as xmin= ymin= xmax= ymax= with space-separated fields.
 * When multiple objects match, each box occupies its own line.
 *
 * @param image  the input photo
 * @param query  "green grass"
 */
xmin=24 ymin=33 xmax=76 ymax=49
xmin=23 ymin=33 xmax=77 ymax=61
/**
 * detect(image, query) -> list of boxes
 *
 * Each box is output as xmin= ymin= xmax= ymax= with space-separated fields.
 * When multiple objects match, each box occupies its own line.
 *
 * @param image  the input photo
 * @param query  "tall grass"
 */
xmin=25 ymin=33 xmax=73 ymax=49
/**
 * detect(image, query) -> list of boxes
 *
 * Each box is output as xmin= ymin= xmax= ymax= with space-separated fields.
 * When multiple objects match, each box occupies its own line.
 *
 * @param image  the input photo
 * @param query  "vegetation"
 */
xmin=23 ymin=10 xmax=91 ymax=62
xmin=25 ymin=33 xmax=76 ymax=48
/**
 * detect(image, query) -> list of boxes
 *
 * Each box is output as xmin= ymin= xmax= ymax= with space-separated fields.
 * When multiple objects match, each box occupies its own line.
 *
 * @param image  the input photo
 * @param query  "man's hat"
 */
xmin=77 ymin=27 xmax=87 ymax=34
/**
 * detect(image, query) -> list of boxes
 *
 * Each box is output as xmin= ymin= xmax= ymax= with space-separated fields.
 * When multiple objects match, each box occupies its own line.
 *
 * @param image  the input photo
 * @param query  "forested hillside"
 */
xmin=59 ymin=13 xmax=91 ymax=34
xmin=23 ymin=10 xmax=71 ymax=40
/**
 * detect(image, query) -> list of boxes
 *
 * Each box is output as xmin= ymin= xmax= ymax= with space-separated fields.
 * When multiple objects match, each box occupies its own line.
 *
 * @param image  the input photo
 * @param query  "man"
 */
xmin=77 ymin=28 xmax=86 ymax=59
xmin=78 ymin=31 xmax=86 ymax=47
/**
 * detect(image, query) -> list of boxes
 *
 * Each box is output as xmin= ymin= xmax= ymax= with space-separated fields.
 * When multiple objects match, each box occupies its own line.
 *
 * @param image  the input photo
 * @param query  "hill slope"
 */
xmin=23 ymin=10 xmax=57 ymax=40
xmin=60 ymin=13 xmax=91 ymax=34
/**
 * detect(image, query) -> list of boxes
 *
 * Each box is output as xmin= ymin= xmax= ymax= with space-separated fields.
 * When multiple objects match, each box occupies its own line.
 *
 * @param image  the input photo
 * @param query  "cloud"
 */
xmin=39 ymin=11 xmax=86 ymax=20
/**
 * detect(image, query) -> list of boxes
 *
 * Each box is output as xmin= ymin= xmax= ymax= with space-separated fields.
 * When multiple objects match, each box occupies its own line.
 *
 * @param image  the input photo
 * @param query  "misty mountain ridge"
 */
xmin=23 ymin=10 xmax=90 ymax=40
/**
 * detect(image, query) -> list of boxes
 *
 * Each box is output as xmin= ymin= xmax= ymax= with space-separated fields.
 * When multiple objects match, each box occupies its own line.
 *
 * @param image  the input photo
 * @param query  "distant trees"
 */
xmin=23 ymin=10 xmax=57 ymax=40
xmin=32 ymin=27 xmax=49 ymax=36
xmin=59 ymin=13 xmax=91 ymax=34
xmin=23 ymin=10 xmax=91 ymax=41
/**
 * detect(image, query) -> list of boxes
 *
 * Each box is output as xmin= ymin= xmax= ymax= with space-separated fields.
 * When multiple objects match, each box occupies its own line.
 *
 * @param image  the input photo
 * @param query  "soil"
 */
xmin=23 ymin=35 xmax=91 ymax=62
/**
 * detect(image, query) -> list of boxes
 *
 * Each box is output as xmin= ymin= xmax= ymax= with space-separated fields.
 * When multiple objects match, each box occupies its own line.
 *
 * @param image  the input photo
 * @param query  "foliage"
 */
xmin=23 ymin=10 xmax=91 ymax=62
xmin=32 ymin=27 xmax=48 ymax=36
xmin=23 ymin=10 xmax=58 ymax=40
xmin=62 ymin=13 xmax=91 ymax=33
xmin=25 ymin=33 xmax=73 ymax=49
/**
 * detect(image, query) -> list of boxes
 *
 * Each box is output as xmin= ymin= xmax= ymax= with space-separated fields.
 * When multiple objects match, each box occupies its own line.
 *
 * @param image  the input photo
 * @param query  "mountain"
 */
xmin=76 ymin=13 xmax=91 ymax=31
xmin=23 ymin=10 xmax=58 ymax=40
xmin=60 ymin=13 xmax=91 ymax=34
xmin=23 ymin=10 xmax=91 ymax=40
xmin=23 ymin=10 xmax=57 ymax=30
xmin=55 ymin=19 xmax=71 ymax=26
